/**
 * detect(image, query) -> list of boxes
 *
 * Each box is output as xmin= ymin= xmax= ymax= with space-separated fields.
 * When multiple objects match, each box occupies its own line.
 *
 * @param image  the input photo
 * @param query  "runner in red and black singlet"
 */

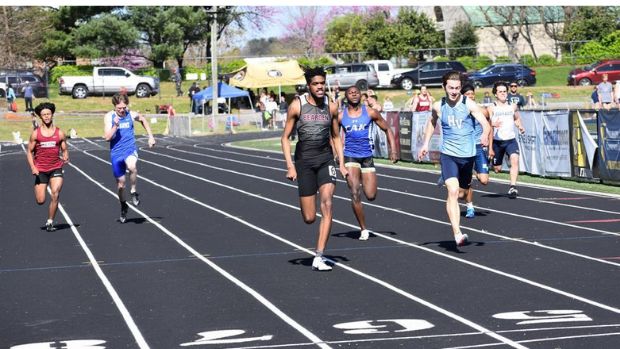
xmin=281 ymin=66 xmax=348 ymax=272
xmin=414 ymin=85 xmax=434 ymax=112
xmin=26 ymin=102 xmax=69 ymax=232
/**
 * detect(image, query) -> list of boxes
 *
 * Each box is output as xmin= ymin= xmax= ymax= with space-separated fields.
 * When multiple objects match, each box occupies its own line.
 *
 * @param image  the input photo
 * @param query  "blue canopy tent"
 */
xmin=192 ymin=82 xmax=254 ymax=131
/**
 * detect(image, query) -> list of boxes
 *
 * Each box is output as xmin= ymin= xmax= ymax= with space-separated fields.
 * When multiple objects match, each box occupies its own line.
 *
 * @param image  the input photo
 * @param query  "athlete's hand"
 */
xmin=339 ymin=164 xmax=348 ymax=179
xmin=492 ymin=120 xmax=502 ymax=127
xmin=418 ymin=145 xmax=429 ymax=162
xmin=148 ymin=136 xmax=156 ymax=148
xmin=286 ymin=167 xmax=297 ymax=181
xmin=518 ymin=125 xmax=525 ymax=134
xmin=479 ymin=134 xmax=489 ymax=147
xmin=31 ymin=167 xmax=39 ymax=176
xmin=488 ymin=148 xmax=495 ymax=162
xmin=63 ymin=156 xmax=70 ymax=164
xmin=390 ymin=150 xmax=398 ymax=164
xmin=113 ymin=115 xmax=121 ymax=125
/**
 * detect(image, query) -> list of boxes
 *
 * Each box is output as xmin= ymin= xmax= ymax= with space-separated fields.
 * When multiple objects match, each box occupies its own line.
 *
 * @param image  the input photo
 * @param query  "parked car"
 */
xmin=296 ymin=63 xmax=379 ymax=92
xmin=0 ymin=72 xmax=48 ymax=98
xmin=59 ymin=67 xmax=159 ymax=99
xmin=391 ymin=61 xmax=468 ymax=90
xmin=364 ymin=60 xmax=411 ymax=88
xmin=567 ymin=59 xmax=620 ymax=86
xmin=468 ymin=63 xmax=536 ymax=88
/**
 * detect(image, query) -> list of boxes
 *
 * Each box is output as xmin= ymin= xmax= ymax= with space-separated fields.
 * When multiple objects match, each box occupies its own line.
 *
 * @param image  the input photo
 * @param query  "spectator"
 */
xmin=411 ymin=85 xmax=433 ymax=112
xmin=525 ymin=92 xmax=537 ymax=109
xmin=406 ymin=90 xmax=419 ymax=111
xmin=173 ymin=67 xmax=183 ymax=97
xmin=367 ymin=95 xmax=382 ymax=112
xmin=483 ymin=91 xmax=493 ymax=104
xmin=591 ymin=86 xmax=600 ymax=110
xmin=383 ymin=96 xmax=394 ymax=111
xmin=614 ymin=80 xmax=620 ymax=108
xmin=6 ymin=83 xmax=16 ymax=111
xmin=188 ymin=81 xmax=201 ymax=114
xmin=278 ymin=95 xmax=288 ymax=129
xmin=22 ymin=81 xmax=35 ymax=112
xmin=597 ymin=73 xmax=614 ymax=110
xmin=507 ymin=82 xmax=525 ymax=110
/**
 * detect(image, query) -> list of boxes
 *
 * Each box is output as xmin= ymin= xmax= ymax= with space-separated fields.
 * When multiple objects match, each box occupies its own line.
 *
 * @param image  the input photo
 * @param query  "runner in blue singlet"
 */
xmin=104 ymin=93 xmax=156 ymax=223
xmin=418 ymin=71 xmax=491 ymax=247
xmin=339 ymin=86 xmax=397 ymax=241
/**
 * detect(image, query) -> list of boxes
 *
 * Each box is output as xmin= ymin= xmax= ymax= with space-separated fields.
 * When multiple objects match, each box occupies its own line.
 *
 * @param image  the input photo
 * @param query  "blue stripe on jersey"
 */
xmin=342 ymin=105 xmax=374 ymax=158
xmin=440 ymin=95 xmax=476 ymax=158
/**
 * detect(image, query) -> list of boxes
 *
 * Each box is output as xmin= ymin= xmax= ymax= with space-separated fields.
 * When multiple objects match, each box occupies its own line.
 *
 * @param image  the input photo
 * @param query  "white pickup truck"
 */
xmin=364 ymin=60 xmax=411 ymax=88
xmin=59 ymin=67 xmax=159 ymax=99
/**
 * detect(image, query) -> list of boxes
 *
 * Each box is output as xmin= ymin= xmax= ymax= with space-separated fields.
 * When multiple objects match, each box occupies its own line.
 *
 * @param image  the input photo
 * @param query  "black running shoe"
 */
xmin=131 ymin=191 xmax=140 ymax=207
xmin=120 ymin=201 xmax=129 ymax=223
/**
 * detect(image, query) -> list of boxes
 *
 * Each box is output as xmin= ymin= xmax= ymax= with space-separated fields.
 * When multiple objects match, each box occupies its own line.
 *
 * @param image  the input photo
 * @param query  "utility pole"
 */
xmin=208 ymin=6 xmax=219 ymax=127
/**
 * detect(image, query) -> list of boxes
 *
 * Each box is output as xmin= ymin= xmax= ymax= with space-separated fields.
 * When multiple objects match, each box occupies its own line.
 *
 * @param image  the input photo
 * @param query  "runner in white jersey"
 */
xmin=418 ymin=71 xmax=490 ymax=247
xmin=487 ymin=81 xmax=525 ymax=196
xmin=281 ymin=67 xmax=347 ymax=271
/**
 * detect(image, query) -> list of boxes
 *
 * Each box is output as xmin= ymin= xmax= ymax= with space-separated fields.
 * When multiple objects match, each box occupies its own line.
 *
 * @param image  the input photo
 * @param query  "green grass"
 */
xmin=233 ymin=137 xmax=620 ymax=195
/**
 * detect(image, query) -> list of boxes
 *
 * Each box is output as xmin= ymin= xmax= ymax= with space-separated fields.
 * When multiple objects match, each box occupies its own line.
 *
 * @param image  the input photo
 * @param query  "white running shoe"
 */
xmin=359 ymin=229 xmax=371 ymax=241
xmin=455 ymin=232 xmax=469 ymax=246
xmin=312 ymin=257 xmax=332 ymax=271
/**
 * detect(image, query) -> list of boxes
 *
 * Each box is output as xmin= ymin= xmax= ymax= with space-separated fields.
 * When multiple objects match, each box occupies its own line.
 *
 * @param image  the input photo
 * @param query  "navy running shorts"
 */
xmin=492 ymin=138 xmax=519 ymax=167
xmin=344 ymin=156 xmax=376 ymax=173
xmin=295 ymin=157 xmax=337 ymax=197
xmin=35 ymin=168 xmax=64 ymax=185
xmin=473 ymin=144 xmax=489 ymax=175
xmin=440 ymin=153 xmax=475 ymax=190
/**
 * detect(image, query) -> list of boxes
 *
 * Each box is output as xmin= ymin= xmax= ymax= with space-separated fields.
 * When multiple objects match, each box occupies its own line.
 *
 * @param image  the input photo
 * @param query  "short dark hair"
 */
xmin=461 ymin=83 xmax=475 ymax=95
xmin=442 ymin=71 xmax=464 ymax=87
xmin=303 ymin=66 xmax=326 ymax=84
xmin=34 ymin=102 xmax=55 ymax=116
xmin=492 ymin=81 xmax=509 ymax=95
xmin=111 ymin=93 xmax=130 ymax=106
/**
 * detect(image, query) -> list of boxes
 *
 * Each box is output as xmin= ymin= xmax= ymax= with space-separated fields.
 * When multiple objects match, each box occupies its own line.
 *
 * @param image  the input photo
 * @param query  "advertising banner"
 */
xmin=398 ymin=112 xmax=414 ymax=162
xmin=597 ymin=109 xmax=620 ymax=181
xmin=372 ymin=112 xmax=390 ymax=159
xmin=540 ymin=110 xmax=571 ymax=177
xmin=515 ymin=110 xmax=540 ymax=174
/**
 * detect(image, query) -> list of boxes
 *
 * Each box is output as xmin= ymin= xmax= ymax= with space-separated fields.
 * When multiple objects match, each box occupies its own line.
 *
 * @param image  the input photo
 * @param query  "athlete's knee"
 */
xmin=478 ymin=176 xmax=489 ymax=185
xmin=350 ymin=189 xmax=362 ymax=204
xmin=36 ymin=197 xmax=46 ymax=205
xmin=366 ymin=192 xmax=377 ymax=201
xmin=302 ymin=212 xmax=316 ymax=224
xmin=320 ymin=198 xmax=333 ymax=213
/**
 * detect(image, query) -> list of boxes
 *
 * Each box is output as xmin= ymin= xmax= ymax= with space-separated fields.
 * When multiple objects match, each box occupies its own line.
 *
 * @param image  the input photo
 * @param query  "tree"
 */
xmin=478 ymin=6 xmax=523 ymax=63
xmin=562 ymin=6 xmax=620 ymax=53
xmin=71 ymin=13 xmax=139 ymax=59
xmin=396 ymin=7 xmax=444 ymax=62
xmin=447 ymin=20 xmax=478 ymax=59
xmin=537 ymin=6 xmax=568 ymax=59
xmin=0 ymin=6 xmax=54 ymax=68
xmin=363 ymin=10 xmax=401 ymax=61
xmin=280 ymin=7 xmax=326 ymax=58
xmin=325 ymin=13 xmax=367 ymax=62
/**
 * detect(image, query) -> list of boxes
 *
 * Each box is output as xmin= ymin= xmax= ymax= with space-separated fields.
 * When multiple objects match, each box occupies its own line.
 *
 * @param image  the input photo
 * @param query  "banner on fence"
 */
xmin=513 ymin=110 xmax=571 ymax=177
xmin=597 ymin=109 xmax=620 ymax=181
xmin=571 ymin=111 xmax=598 ymax=178
xmin=398 ymin=112 xmax=414 ymax=162
xmin=372 ymin=112 xmax=390 ymax=159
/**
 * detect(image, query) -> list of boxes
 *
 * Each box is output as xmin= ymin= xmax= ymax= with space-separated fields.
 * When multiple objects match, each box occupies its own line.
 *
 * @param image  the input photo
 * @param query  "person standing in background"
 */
xmin=22 ymin=81 xmax=35 ymax=112
xmin=598 ymin=74 xmax=614 ymax=110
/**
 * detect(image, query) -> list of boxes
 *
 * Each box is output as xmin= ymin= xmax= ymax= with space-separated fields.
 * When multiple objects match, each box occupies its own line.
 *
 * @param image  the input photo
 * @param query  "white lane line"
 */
xmin=144 ymin=147 xmax=620 ymax=266
xmin=169 ymin=145 xmax=620 ymax=226
xmin=20 ymin=144 xmax=150 ymax=349
xmin=65 ymin=150 xmax=333 ymax=349
xmin=134 ymin=148 xmax=620 ymax=315
xmin=74 ymin=149 xmax=526 ymax=349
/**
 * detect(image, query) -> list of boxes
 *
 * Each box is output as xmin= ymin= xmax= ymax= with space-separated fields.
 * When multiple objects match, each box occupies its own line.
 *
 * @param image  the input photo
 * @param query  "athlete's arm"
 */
xmin=103 ymin=112 xmax=117 ymax=142
xmin=368 ymin=108 xmax=398 ymax=163
xmin=411 ymin=96 xmax=419 ymax=111
xmin=330 ymin=103 xmax=348 ymax=178
xmin=513 ymin=104 xmax=525 ymax=134
xmin=418 ymin=101 xmax=440 ymax=161
xmin=26 ymin=130 xmax=38 ymax=175
xmin=281 ymin=98 xmax=299 ymax=181
xmin=133 ymin=112 xmax=156 ymax=147
xmin=58 ymin=130 xmax=70 ymax=164
xmin=487 ymin=105 xmax=495 ymax=159
xmin=467 ymin=98 xmax=490 ymax=147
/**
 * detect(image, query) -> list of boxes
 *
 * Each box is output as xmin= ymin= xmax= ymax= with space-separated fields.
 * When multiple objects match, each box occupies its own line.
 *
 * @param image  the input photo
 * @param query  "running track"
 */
xmin=1 ymin=132 xmax=619 ymax=349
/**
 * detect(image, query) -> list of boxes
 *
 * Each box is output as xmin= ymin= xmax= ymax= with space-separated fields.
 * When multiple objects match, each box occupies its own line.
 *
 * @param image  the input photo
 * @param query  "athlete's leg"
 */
xmin=445 ymin=177 xmax=461 ymax=236
xmin=47 ymin=176 xmax=64 ymax=221
xmin=34 ymin=183 xmax=47 ymax=205
xmin=476 ymin=172 xmax=489 ymax=185
xmin=316 ymin=183 xmax=335 ymax=251
xmin=345 ymin=165 xmax=367 ymax=230
xmin=509 ymin=153 xmax=519 ymax=186
xmin=116 ymin=174 xmax=127 ymax=203
xmin=360 ymin=170 xmax=377 ymax=201
xmin=299 ymin=195 xmax=317 ymax=224
xmin=125 ymin=155 xmax=138 ymax=193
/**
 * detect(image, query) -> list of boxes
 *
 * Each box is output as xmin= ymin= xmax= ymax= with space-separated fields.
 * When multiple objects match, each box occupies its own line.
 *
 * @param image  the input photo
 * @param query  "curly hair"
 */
xmin=111 ymin=92 xmax=130 ymax=106
xmin=492 ymin=81 xmax=509 ymax=95
xmin=34 ymin=102 xmax=56 ymax=116
xmin=303 ymin=66 xmax=327 ymax=84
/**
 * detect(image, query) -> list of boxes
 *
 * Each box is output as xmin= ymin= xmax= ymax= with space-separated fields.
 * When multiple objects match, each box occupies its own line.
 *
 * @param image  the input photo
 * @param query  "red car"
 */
xmin=567 ymin=59 xmax=620 ymax=85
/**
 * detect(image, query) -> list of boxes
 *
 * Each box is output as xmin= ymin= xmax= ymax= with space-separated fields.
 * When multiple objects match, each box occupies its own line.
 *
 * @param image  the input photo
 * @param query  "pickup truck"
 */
xmin=364 ymin=60 xmax=411 ymax=88
xmin=59 ymin=67 xmax=159 ymax=99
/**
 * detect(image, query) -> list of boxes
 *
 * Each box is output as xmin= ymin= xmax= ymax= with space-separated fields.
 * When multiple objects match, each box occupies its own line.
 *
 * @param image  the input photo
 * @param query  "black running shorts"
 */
xmin=295 ymin=157 xmax=337 ymax=197
xmin=35 ymin=168 xmax=64 ymax=185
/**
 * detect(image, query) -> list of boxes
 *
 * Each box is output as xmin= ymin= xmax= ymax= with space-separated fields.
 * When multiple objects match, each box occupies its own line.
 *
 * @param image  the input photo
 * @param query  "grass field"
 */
xmin=234 ymin=137 xmax=620 ymax=195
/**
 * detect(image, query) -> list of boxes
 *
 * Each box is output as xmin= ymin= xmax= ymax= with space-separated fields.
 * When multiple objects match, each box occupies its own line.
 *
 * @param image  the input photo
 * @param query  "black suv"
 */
xmin=468 ymin=63 xmax=536 ymax=88
xmin=391 ymin=61 xmax=468 ymax=90
xmin=0 ymin=72 xmax=48 ymax=98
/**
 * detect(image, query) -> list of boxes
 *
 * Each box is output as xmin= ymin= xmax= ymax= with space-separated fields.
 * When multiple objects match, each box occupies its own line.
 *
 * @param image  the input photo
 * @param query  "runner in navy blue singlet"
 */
xmin=338 ymin=86 xmax=397 ymax=241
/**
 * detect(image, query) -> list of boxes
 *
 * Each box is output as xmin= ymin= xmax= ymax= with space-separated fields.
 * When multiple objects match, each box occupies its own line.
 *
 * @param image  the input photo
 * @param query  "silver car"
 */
xmin=296 ymin=63 xmax=380 ymax=92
